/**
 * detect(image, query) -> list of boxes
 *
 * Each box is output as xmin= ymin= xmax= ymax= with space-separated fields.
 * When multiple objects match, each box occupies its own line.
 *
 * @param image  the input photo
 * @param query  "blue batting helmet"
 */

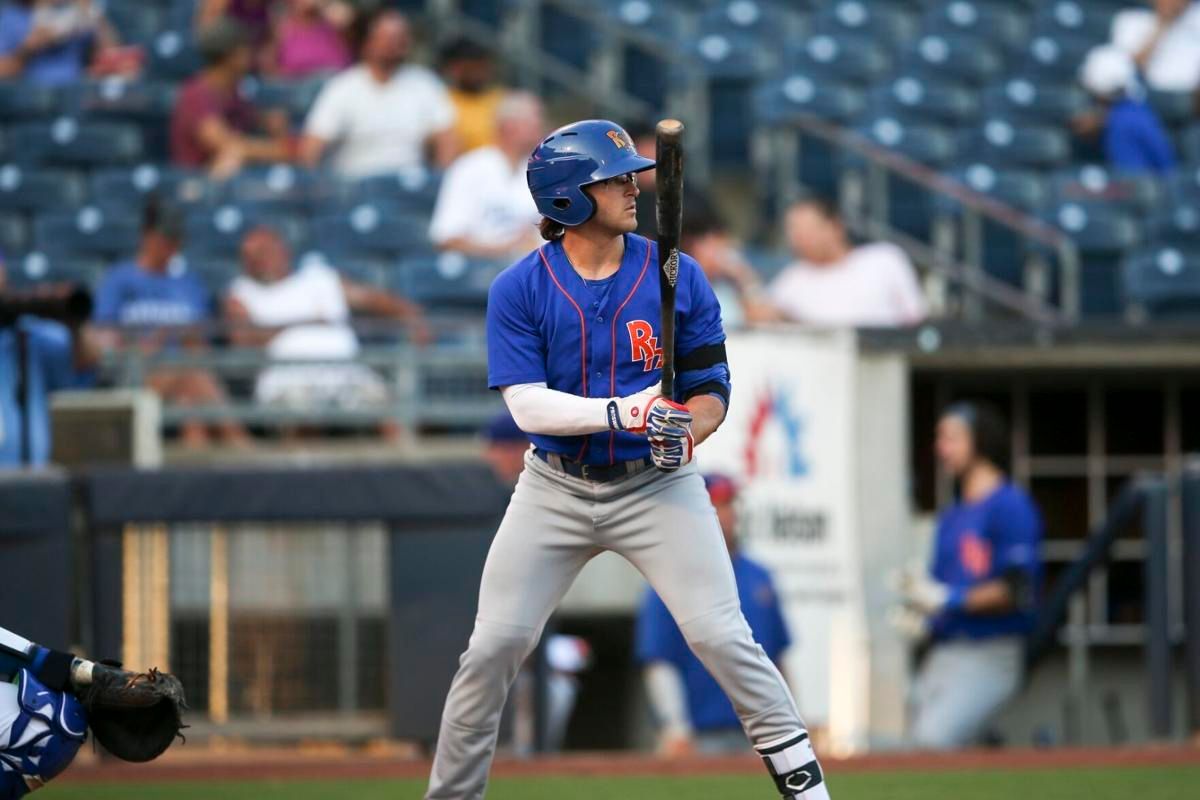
xmin=526 ymin=120 xmax=655 ymax=226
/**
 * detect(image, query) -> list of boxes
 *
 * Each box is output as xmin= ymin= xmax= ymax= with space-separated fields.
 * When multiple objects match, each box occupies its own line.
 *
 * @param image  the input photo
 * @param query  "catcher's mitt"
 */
xmin=76 ymin=661 xmax=188 ymax=762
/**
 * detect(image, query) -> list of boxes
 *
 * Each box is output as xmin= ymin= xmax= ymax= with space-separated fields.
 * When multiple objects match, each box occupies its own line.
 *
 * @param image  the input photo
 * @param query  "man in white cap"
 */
xmin=1078 ymin=45 xmax=1177 ymax=175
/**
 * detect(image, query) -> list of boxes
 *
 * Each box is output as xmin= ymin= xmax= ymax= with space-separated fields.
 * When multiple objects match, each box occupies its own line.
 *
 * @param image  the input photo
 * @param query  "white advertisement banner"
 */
xmin=698 ymin=328 xmax=869 ymax=752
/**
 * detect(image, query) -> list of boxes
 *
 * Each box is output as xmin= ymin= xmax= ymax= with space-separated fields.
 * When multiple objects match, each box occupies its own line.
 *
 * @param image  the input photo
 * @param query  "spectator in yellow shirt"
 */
xmin=439 ymin=37 xmax=507 ymax=153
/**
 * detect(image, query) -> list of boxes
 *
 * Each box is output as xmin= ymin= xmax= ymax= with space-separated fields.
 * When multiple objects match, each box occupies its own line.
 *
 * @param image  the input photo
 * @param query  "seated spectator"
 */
xmin=895 ymin=402 xmax=1042 ymax=750
xmin=264 ymin=0 xmax=352 ymax=78
xmin=170 ymin=17 xmax=295 ymax=178
xmin=93 ymin=203 xmax=249 ymax=449
xmin=0 ymin=0 xmax=140 ymax=86
xmin=636 ymin=474 xmax=792 ymax=756
xmin=439 ymin=37 xmax=507 ymax=153
xmin=1079 ymin=46 xmax=1177 ymax=175
xmin=1109 ymin=0 xmax=1200 ymax=93
xmin=0 ymin=259 xmax=99 ymax=468
xmin=300 ymin=10 xmax=458 ymax=177
xmin=680 ymin=206 xmax=777 ymax=330
xmin=223 ymin=225 xmax=427 ymax=433
xmin=767 ymin=198 xmax=928 ymax=328
xmin=428 ymin=92 xmax=544 ymax=260
xmin=196 ymin=0 xmax=276 ymax=49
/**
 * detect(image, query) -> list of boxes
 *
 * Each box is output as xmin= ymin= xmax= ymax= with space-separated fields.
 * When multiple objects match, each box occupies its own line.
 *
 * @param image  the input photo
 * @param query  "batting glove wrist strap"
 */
xmin=608 ymin=384 xmax=662 ymax=433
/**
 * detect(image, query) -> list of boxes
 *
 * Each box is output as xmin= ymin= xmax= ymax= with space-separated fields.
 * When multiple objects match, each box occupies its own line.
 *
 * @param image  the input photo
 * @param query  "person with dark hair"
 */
xmin=768 ymin=198 xmax=927 ymax=328
xmin=894 ymin=401 xmax=1043 ymax=749
xmin=0 ymin=0 xmax=140 ymax=86
xmin=93 ymin=202 xmax=249 ymax=448
xmin=170 ymin=16 xmax=296 ymax=177
xmin=439 ymin=36 xmax=507 ymax=153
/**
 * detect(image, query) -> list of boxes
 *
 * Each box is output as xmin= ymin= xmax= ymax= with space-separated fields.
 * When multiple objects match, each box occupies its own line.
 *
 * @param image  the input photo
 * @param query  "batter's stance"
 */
xmin=425 ymin=120 xmax=830 ymax=800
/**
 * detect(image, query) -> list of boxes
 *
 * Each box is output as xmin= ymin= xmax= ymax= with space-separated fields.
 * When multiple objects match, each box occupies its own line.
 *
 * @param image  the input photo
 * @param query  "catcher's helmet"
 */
xmin=527 ymin=120 xmax=655 ymax=226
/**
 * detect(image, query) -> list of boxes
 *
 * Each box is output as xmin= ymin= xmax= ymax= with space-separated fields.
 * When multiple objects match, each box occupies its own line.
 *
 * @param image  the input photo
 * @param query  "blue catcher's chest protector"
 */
xmin=0 ymin=670 xmax=87 ymax=799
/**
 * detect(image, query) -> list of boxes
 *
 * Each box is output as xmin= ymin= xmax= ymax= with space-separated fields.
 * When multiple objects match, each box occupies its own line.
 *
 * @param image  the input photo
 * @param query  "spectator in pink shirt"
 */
xmin=266 ymin=0 xmax=352 ymax=78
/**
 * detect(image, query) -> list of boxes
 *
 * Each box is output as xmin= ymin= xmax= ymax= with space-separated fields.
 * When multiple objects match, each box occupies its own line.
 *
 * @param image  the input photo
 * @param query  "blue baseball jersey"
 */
xmin=929 ymin=482 xmax=1043 ymax=641
xmin=635 ymin=553 xmax=791 ymax=732
xmin=486 ymin=233 xmax=730 ymax=465
xmin=93 ymin=261 xmax=212 ymax=327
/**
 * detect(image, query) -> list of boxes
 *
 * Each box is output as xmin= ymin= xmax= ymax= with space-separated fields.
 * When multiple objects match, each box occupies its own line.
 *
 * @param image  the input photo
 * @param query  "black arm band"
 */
xmin=1001 ymin=567 xmax=1035 ymax=614
xmin=676 ymin=342 xmax=728 ymax=372
xmin=37 ymin=648 xmax=76 ymax=693
xmin=685 ymin=380 xmax=730 ymax=407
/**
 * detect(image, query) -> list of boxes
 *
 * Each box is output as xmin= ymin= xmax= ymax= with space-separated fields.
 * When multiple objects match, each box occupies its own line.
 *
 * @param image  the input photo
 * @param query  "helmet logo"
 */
xmin=606 ymin=130 xmax=633 ymax=150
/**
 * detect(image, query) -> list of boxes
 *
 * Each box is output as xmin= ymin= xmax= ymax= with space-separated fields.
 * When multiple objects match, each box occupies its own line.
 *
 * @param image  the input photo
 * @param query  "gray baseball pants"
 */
xmin=909 ymin=636 xmax=1024 ymax=749
xmin=425 ymin=450 xmax=818 ymax=799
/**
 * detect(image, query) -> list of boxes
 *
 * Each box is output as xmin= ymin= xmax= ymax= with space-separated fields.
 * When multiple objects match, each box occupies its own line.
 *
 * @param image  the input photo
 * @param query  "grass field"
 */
xmin=40 ymin=765 xmax=1200 ymax=800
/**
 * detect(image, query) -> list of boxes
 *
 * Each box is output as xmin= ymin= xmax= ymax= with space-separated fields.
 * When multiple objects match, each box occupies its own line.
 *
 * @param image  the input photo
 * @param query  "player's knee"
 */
xmin=460 ymin=619 xmax=540 ymax=675
xmin=678 ymin=602 xmax=754 ymax=663
xmin=0 ymin=671 xmax=88 ymax=797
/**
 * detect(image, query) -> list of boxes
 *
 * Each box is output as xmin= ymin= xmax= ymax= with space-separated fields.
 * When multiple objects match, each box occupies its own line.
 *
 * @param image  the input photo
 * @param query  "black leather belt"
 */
xmin=533 ymin=448 xmax=654 ymax=483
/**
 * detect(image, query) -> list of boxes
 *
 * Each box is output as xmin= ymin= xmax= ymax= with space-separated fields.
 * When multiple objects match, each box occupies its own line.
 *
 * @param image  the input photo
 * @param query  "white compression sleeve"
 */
xmin=643 ymin=662 xmax=693 ymax=737
xmin=501 ymin=382 xmax=613 ymax=436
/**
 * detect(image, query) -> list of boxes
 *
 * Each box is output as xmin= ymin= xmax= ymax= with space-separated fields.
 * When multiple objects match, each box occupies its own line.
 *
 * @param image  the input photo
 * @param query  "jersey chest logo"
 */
xmin=627 ymin=320 xmax=662 ymax=371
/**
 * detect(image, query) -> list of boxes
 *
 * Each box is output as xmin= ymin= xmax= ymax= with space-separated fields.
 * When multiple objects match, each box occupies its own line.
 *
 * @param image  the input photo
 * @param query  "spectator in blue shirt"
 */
xmin=635 ymin=474 xmax=793 ymax=756
xmin=1077 ymin=44 xmax=1177 ymax=175
xmin=93 ymin=202 xmax=249 ymax=448
xmin=895 ymin=402 xmax=1042 ymax=750
xmin=0 ymin=256 xmax=98 ymax=468
xmin=0 ymin=0 xmax=138 ymax=86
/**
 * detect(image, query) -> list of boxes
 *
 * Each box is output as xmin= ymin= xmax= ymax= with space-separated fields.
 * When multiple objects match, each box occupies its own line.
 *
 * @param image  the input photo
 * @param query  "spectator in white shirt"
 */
xmin=1109 ymin=0 xmax=1200 ymax=93
xmin=767 ymin=198 xmax=928 ymax=328
xmin=428 ymin=91 xmax=545 ymax=260
xmin=299 ymin=9 xmax=458 ymax=177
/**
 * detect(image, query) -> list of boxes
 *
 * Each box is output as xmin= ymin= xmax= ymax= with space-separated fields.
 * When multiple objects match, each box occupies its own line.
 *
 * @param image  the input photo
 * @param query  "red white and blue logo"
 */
xmin=744 ymin=386 xmax=808 ymax=478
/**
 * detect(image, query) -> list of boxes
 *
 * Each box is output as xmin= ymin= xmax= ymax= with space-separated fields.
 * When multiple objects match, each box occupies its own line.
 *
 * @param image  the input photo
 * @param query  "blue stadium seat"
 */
xmin=339 ymin=167 xmax=442 ymax=216
xmin=70 ymin=79 xmax=177 ymax=122
xmin=90 ymin=165 xmax=213 ymax=215
xmin=1167 ymin=165 xmax=1200 ymax=203
xmin=814 ymin=1 xmax=918 ymax=49
xmin=854 ymin=116 xmax=958 ymax=167
xmin=460 ymin=0 xmax=505 ymax=28
xmin=241 ymin=78 xmax=325 ymax=125
xmin=33 ymin=206 xmax=141 ymax=260
xmin=1040 ymin=201 xmax=1143 ymax=315
xmin=1145 ymin=205 xmax=1200 ymax=248
xmin=1049 ymin=165 xmax=1163 ymax=215
xmin=219 ymin=165 xmax=318 ymax=214
xmin=182 ymin=255 xmax=241 ymax=296
xmin=1147 ymin=90 xmax=1196 ymax=131
xmin=1123 ymin=246 xmax=1200 ymax=318
xmin=9 ymin=118 xmax=143 ymax=167
xmin=1019 ymin=32 xmax=1094 ymax=80
xmin=392 ymin=253 xmax=506 ymax=310
xmin=538 ymin=4 xmax=596 ymax=74
xmin=148 ymin=29 xmax=202 ymax=81
xmin=0 ymin=127 xmax=6 ymax=162
xmin=754 ymin=74 xmax=865 ymax=126
xmin=0 ymin=166 xmax=87 ymax=213
xmin=699 ymin=1 xmax=794 ymax=49
xmin=922 ymin=0 xmax=1030 ymax=54
xmin=1032 ymin=0 xmax=1117 ymax=41
xmin=103 ymin=0 xmax=167 ymax=44
xmin=784 ymin=33 xmax=893 ymax=86
xmin=0 ymin=82 xmax=59 ymax=120
xmin=295 ymin=250 xmax=389 ymax=289
xmin=184 ymin=205 xmax=308 ymax=258
xmin=686 ymin=32 xmax=767 ymax=80
xmin=310 ymin=203 xmax=430 ymax=259
xmin=903 ymin=33 xmax=1004 ymax=86
xmin=982 ymin=78 xmax=1089 ymax=125
xmin=959 ymin=120 xmax=1070 ymax=169
xmin=0 ymin=211 xmax=28 ymax=256
xmin=6 ymin=252 xmax=106 ymax=289
xmin=868 ymin=75 xmax=980 ymax=127
xmin=1181 ymin=125 xmax=1200 ymax=165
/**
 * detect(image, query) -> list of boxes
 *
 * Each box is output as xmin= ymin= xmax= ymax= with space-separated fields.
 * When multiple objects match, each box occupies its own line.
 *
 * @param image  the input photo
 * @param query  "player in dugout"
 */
xmin=894 ymin=401 xmax=1043 ymax=749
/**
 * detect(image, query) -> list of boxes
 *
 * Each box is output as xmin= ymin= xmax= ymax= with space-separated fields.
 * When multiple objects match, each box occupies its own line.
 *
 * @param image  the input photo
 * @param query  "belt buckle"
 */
xmin=580 ymin=464 xmax=597 ymax=481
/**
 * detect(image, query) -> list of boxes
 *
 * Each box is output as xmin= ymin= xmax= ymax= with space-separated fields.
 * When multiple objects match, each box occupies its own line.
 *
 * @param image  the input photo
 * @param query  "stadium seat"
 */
xmin=33 ymin=206 xmax=141 ymax=260
xmin=0 ymin=166 xmax=88 ymax=213
xmin=90 ymin=165 xmax=213 ymax=215
xmin=1146 ymin=90 xmax=1196 ymax=131
xmin=185 ymin=205 xmax=309 ymax=258
xmin=183 ymin=255 xmax=242 ymax=296
xmin=1032 ymin=0 xmax=1116 ymax=41
xmin=1040 ymin=201 xmax=1143 ymax=315
xmin=296 ymin=250 xmax=389 ymax=289
xmin=241 ymin=78 xmax=325 ymax=125
xmin=70 ymin=79 xmax=177 ymax=122
xmin=338 ymin=167 xmax=442 ymax=216
xmin=699 ymin=1 xmax=795 ymax=50
xmin=103 ymin=0 xmax=167 ymax=44
xmin=1122 ymin=246 xmax=1200 ymax=318
xmin=903 ymin=33 xmax=1004 ymax=86
xmin=0 ymin=81 xmax=59 ymax=120
xmin=814 ymin=1 xmax=918 ymax=50
xmin=959 ymin=120 xmax=1070 ymax=170
xmin=1167 ymin=165 xmax=1200 ymax=203
xmin=1181 ymin=125 xmax=1200 ymax=165
xmin=9 ymin=118 xmax=143 ymax=168
xmin=981 ymin=78 xmax=1089 ymax=126
xmin=685 ymin=32 xmax=767 ymax=80
xmin=310 ymin=203 xmax=430 ymax=260
xmin=5 ymin=251 xmax=106 ymax=289
xmin=1049 ymin=165 xmax=1163 ymax=216
xmin=784 ymin=33 xmax=893 ymax=87
xmin=148 ymin=29 xmax=202 ymax=81
xmin=1019 ymin=32 xmax=1094 ymax=80
xmin=220 ymin=165 xmax=318 ymax=214
xmin=868 ymin=75 xmax=980 ymax=127
xmin=922 ymin=0 xmax=1030 ymax=54
xmin=601 ymin=1 xmax=689 ymax=108
xmin=392 ymin=253 xmax=506 ymax=310
xmin=1145 ymin=205 xmax=1200 ymax=248
xmin=754 ymin=74 xmax=865 ymax=126
xmin=854 ymin=117 xmax=958 ymax=167
xmin=538 ymin=4 xmax=596 ymax=74
xmin=0 ymin=211 xmax=28 ymax=256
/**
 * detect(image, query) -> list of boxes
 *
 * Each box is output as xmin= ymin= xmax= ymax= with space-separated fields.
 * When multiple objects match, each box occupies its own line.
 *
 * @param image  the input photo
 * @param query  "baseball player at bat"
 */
xmin=425 ymin=119 xmax=830 ymax=800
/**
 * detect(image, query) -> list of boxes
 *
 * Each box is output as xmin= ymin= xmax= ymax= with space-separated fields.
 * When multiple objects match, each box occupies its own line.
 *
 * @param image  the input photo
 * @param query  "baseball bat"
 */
xmin=655 ymin=119 xmax=684 ymax=400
